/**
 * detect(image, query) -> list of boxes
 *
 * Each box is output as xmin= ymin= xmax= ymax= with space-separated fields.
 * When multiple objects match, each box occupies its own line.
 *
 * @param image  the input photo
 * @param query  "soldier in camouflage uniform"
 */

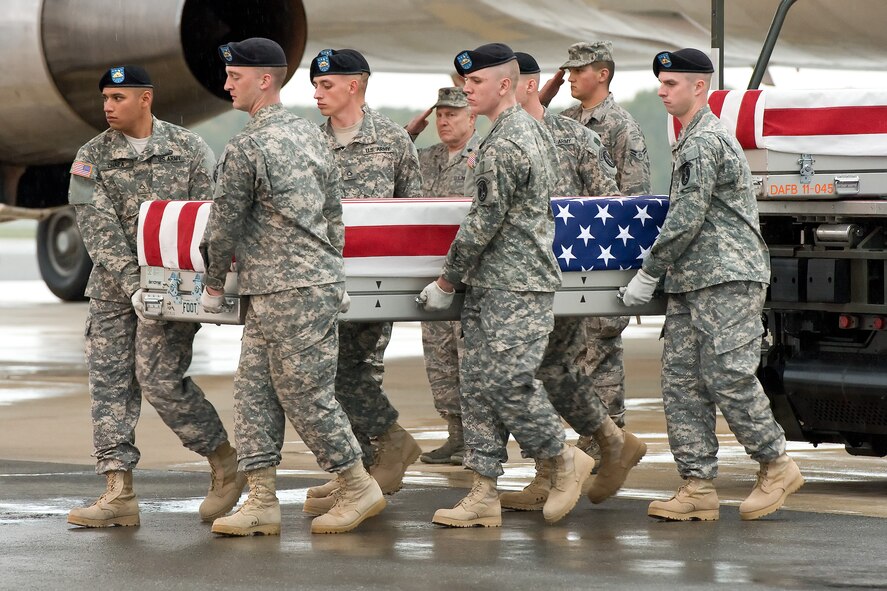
xmin=66 ymin=66 xmax=243 ymax=528
xmin=303 ymin=48 xmax=424 ymax=514
xmin=493 ymin=51 xmax=647 ymax=511
xmin=623 ymin=48 xmax=804 ymax=522
xmin=550 ymin=41 xmax=654 ymax=461
xmin=404 ymin=86 xmax=479 ymax=466
xmin=201 ymin=39 xmax=385 ymax=536
xmin=418 ymin=43 xmax=602 ymax=528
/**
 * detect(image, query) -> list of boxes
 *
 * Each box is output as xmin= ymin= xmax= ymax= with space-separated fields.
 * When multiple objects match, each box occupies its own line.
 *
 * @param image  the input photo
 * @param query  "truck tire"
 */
xmin=36 ymin=207 xmax=92 ymax=301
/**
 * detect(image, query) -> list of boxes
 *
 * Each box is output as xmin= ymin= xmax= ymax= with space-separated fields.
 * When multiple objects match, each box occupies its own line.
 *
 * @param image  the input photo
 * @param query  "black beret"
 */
xmin=653 ymin=48 xmax=714 ymax=77
xmin=310 ymin=48 xmax=371 ymax=81
xmin=99 ymin=65 xmax=152 ymax=90
xmin=454 ymin=43 xmax=516 ymax=76
xmin=218 ymin=38 xmax=287 ymax=67
xmin=515 ymin=52 xmax=541 ymax=75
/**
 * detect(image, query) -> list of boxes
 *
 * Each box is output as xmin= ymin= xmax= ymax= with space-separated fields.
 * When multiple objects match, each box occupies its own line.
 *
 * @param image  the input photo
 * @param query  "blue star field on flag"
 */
xmin=550 ymin=196 xmax=669 ymax=272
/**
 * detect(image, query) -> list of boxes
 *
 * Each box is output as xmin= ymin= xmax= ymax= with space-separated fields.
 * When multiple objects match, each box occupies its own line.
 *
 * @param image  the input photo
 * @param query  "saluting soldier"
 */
xmin=404 ymin=86 xmax=479 ymax=466
xmin=202 ymin=38 xmax=385 ymax=536
xmin=418 ymin=43 xmax=595 ymax=528
xmin=66 ymin=65 xmax=243 ymax=528
xmin=499 ymin=51 xmax=647 ymax=512
xmin=304 ymin=48 xmax=424 ymax=515
xmin=545 ymin=41 xmax=654 ymax=464
xmin=623 ymin=48 xmax=804 ymax=521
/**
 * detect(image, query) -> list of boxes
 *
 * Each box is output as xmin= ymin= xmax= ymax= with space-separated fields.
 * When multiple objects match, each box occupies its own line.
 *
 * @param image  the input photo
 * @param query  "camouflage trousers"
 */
xmin=661 ymin=281 xmax=786 ymax=480
xmin=537 ymin=316 xmax=609 ymax=436
xmin=335 ymin=321 xmax=399 ymax=464
xmin=460 ymin=287 xmax=566 ymax=478
xmin=583 ymin=315 xmax=630 ymax=426
xmin=234 ymin=284 xmax=362 ymax=473
xmin=420 ymin=320 xmax=463 ymax=418
xmin=85 ymin=298 xmax=227 ymax=474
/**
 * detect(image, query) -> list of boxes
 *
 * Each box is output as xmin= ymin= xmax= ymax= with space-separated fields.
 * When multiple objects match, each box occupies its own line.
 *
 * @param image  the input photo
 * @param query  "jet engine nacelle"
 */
xmin=0 ymin=0 xmax=306 ymax=299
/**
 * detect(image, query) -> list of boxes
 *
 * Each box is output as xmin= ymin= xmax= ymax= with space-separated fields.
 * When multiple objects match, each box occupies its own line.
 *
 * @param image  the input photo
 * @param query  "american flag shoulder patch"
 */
xmin=70 ymin=161 xmax=96 ymax=179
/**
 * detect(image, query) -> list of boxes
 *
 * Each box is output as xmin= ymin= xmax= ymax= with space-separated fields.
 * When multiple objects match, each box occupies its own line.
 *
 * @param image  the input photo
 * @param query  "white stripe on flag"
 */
xmin=158 ymin=201 xmax=187 ymax=270
xmin=345 ymin=256 xmax=446 ymax=277
xmin=189 ymin=202 xmax=212 ymax=273
xmin=342 ymin=199 xmax=471 ymax=227
xmin=136 ymin=201 xmax=152 ymax=267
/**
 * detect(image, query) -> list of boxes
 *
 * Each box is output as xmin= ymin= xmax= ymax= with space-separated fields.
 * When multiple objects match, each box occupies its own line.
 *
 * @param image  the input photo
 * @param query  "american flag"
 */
xmin=550 ymin=196 xmax=669 ymax=272
xmin=70 ymin=161 xmax=95 ymax=179
xmin=139 ymin=196 xmax=669 ymax=276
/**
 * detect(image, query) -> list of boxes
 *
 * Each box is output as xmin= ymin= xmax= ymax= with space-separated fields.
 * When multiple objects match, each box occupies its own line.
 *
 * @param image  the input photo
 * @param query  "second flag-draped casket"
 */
xmin=136 ymin=196 xmax=669 ymax=323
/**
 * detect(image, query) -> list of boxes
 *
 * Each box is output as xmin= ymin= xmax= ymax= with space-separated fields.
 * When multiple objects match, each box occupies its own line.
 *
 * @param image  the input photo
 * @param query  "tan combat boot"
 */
xmin=303 ymin=488 xmax=339 ymax=515
xmin=432 ymin=472 xmax=502 ymax=528
xmin=739 ymin=454 xmax=804 ymax=521
xmin=420 ymin=415 xmax=465 ymax=464
xmin=306 ymin=477 xmax=340 ymax=499
xmin=543 ymin=445 xmax=596 ymax=524
xmin=199 ymin=441 xmax=247 ymax=522
xmin=67 ymin=470 xmax=140 ymax=528
xmin=586 ymin=418 xmax=647 ymax=504
xmin=498 ymin=459 xmax=552 ymax=511
xmin=648 ymin=478 xmax=720 ymax=521
xmin=370 ymin=423 xmax=422 ymax=494
xmin=576 ymin=435 xmax=601 ymax=476
xmin=211 ymin=466 xmax=280 ymax=536
xmin=310 ymin=463 xmax=386 ymax=534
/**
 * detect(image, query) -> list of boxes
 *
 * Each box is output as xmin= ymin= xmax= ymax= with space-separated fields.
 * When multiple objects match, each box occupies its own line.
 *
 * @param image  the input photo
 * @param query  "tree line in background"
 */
xmin=192 ymin=88 xmax=672 ymax=195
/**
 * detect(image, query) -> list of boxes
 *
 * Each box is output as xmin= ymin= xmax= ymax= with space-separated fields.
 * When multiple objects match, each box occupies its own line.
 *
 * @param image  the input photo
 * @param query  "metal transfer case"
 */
xmin=136 ymin=196 xmax=670 ymax=324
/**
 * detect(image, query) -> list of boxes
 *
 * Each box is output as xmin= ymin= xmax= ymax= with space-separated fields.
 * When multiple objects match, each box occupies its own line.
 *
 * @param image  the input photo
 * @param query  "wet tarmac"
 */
xmin=1 ymin=242 xmax=887 ymax=589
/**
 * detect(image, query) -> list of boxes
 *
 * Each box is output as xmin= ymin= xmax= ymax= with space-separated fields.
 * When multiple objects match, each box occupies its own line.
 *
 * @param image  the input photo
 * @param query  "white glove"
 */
xmin=339 ymin=290 xmax=352 ymax=313
xmin=620 ymin=269 xmax=659 ymax=306
xmin=416 ymin=281 xmax=455 ymax=311
xmin=200 ymin=289 xmax=225 ymax=314
xmin=131 ymin=289 xmax=147 ymax=321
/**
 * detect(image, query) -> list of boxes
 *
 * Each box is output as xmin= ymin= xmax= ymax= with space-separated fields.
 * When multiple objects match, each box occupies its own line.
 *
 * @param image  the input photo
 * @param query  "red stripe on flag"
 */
xmin=736 ymin=89 xmax=763 ymax=148
xmin=176 ymin=202 xmax=204 ymax=270
xmin=764 ymin=105 xmax=887 ymax=137
xmin=343 ymin=225 xmax=459 ymax=258
xmin=142 ymin=201 xmax=169 ymax=267
xmin=708 ymin=90 xmax=729 ymax=118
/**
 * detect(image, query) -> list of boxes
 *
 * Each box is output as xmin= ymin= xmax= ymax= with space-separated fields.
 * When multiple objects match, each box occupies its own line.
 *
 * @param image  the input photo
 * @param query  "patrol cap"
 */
xmin=310 ymin=48 xmax=371 ymax=81
xmin=453 ymin=43 xmax=516 ymax=76
xmin=98 ymin=65 xmax=153 ymax=90
xmin=218 ymin=38 xmax=287 ymax=67
xmin=515 ymin=52 xmax=541 ymax=75
xmin=559 ymin=41 xmax=613 ymax=70
xmin=433 ymin=87 xmax=469 ymax=109
xmin=653 ymin=48 xmax=714 ymax=77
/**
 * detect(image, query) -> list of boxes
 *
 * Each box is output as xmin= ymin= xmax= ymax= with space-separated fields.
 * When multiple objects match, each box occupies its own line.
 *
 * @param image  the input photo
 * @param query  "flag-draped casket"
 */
xmin=668 ymin=88 xmax=887 ymax=199
xmin=136 ymin=196 xmax=669 ymax=323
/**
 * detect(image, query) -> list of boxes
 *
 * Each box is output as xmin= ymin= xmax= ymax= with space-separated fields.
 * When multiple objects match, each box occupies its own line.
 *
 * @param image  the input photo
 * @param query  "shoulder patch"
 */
xmin=70 ymin=161 xmax=96 ymax=179
xmin=601 ymin=148 xmax=615 ymax=169
xmin=476 ymin=178 xmax=489 ymax=202
xmin=680 ymin=161 xmax=692 ymax=186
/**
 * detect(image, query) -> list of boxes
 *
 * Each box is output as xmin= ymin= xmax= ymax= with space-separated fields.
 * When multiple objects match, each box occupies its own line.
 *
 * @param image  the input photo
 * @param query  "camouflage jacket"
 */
xmin=205 ymin=103 xmax=344 ymax=295
xmin=642 ymin=106 xmax=770 ymax=293
xmin=542 ymin=109 xmax=619 ymax=197
xmin=561 ymin=93 xmax=651 ymax=195
xmin=441 ymin=104 xmax=561 ymax=292
xmin=68 ymin=117 xmax=215 ymax=302
xmin=321 ymin=105 xmax=422 ymax=198
xmin=418 ymin=133 xmax=480 ymax=197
